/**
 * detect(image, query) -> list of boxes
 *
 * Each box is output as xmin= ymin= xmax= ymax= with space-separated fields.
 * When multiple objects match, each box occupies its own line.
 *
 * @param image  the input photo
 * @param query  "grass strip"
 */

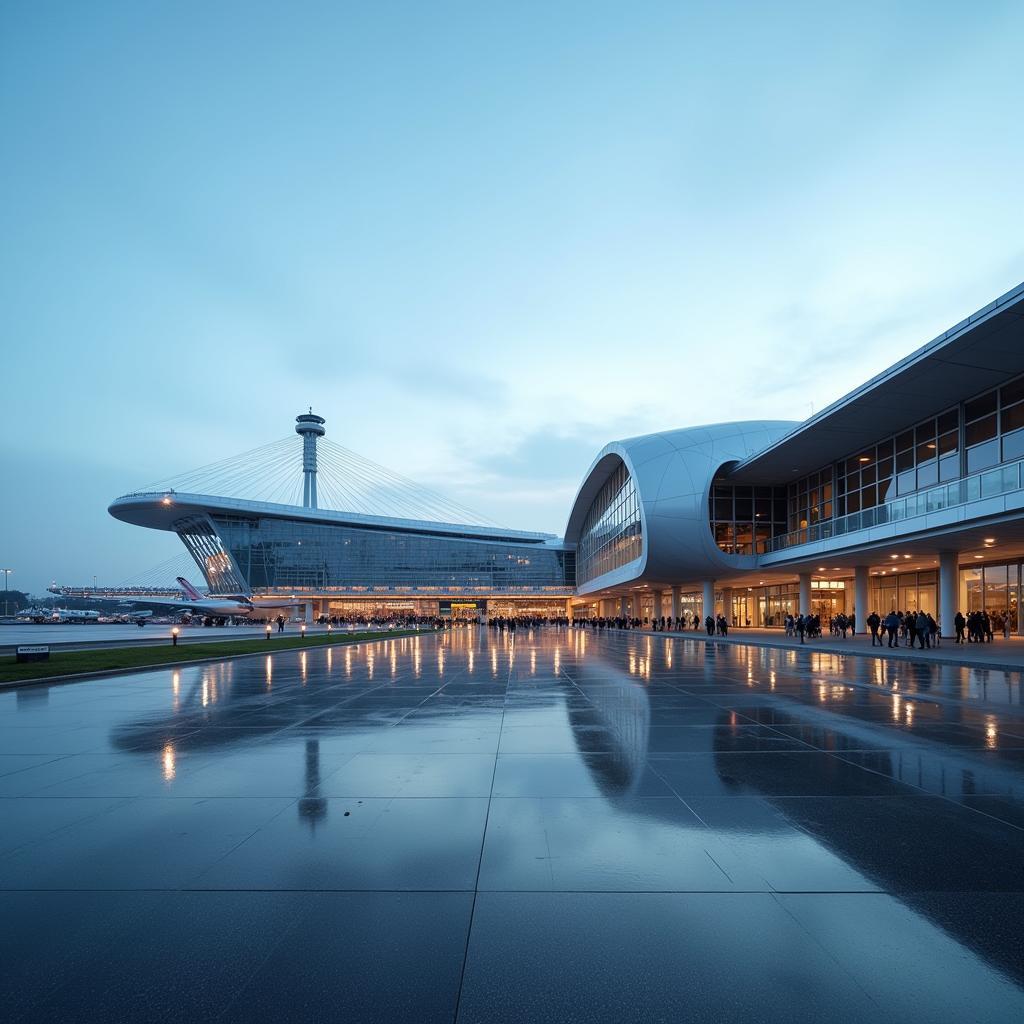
xmin=0 ymin=629 xmax=430 ymax=685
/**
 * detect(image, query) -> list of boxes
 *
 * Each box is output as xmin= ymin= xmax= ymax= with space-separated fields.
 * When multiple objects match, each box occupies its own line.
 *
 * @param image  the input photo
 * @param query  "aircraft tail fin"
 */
xmin=176 ymin=577 xmax=204 ymax=602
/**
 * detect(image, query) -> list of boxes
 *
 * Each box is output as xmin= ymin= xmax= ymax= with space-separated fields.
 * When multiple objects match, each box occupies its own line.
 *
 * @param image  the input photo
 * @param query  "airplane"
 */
xmin=16 ymin=607 xmax=54 ymax=623
xmin=117 ymin=578 xmax=258 ymax=618
xmin=53 ymin=608 xmax=102 ymax=623
xmin=114 ymin=608 xmax=154 ymax=626
xmin=96 ymin=578 xmax=308 ymax=620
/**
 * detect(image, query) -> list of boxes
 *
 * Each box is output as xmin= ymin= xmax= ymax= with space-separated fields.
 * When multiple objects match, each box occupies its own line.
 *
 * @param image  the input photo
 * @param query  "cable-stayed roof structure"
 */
xmin=108 ymin=412 xmax=575 ymax=616
xmin=132 ymin=422 xmax=500 ymax=529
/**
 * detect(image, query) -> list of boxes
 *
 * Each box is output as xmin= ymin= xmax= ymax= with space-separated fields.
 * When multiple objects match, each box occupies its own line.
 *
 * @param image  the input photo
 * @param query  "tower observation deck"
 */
xmin=295 ymin=409 xmax=326 ymax=509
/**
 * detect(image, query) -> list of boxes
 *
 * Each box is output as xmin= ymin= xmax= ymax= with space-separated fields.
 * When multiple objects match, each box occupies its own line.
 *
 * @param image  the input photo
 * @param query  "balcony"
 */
xmin=765 ymin=458 xmax=1024 ymax=555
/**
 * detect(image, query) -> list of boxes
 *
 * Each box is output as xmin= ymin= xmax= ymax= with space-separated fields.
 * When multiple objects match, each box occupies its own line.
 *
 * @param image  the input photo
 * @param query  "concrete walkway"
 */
xmin=655 ymin=625 xmax=1024 ymax=672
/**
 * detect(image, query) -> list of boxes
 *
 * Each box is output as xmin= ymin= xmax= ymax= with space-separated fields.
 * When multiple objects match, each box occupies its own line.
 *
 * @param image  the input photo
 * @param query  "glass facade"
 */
xmin=773 ymin=371 xmax=1024 ymax=545
xmin=868 ymin=570 xmax=937 ymax=616
xmin=959 ymin=561 xmax=1020 ymax=633
xmin=709 ymin=485 xmax=788 ymax=555
xmin=181 ymin=514 xmax=575 ymax=596
xmin=769 ymin=453 xmax=1024 ymax=553
xmin=176 ymin=516 xmax=248 ymax=593
xmin=577 ymin=462 xmax=642 ymax=585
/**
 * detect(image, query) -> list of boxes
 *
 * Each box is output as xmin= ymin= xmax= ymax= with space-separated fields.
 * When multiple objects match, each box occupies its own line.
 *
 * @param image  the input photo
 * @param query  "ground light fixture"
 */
xmin=171 ymin=627 xmax=179 ymax=647
xmin=265 ymin=624 xmax=272 ymax=639
xmin=301 ymin=624 xmax=307 ymax=639
xmin=327 ymin=624 xmax=332 ymax=633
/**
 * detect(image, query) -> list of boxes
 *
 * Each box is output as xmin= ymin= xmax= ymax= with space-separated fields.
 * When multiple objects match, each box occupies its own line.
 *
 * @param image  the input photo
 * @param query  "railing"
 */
xmin=766 ymin=457 xmax=1024 ymax=554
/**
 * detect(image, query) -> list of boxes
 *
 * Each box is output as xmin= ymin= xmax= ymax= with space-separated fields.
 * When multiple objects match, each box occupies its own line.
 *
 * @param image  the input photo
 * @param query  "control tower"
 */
xmin=295 ymin=410 xmax=326 ymax=509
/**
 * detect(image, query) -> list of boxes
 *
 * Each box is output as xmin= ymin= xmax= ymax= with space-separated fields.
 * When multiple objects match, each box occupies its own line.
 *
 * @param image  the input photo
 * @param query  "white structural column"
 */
xmin=798 ymin=573 xmax=812 ymax=615
xmin=854 ymin=566 xmax=869 ymax=631
xmin=631 ymin=595 xmax=640 ymax=620
xmin=653 ymin=590 xmax=664 ymax=621
xmin=939 ymin=551 xmax=958 ymax=637
xmin=671 ymin=586 xmax=681 ymax=620
xmin=304 ymin=601 xmax=314 ymax=624
xmin=702 ymin=580 xmax=715 ymax=623
xmin=721 ymin=587 xmax=732 ymax=623
xmin=619 ymin=596 xmax=629 ymax=618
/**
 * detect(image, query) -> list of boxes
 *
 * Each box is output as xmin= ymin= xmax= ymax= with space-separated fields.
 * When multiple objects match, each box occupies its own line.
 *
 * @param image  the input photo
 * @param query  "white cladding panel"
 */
xmin=567 ymin=421 xmax=798 ymax=592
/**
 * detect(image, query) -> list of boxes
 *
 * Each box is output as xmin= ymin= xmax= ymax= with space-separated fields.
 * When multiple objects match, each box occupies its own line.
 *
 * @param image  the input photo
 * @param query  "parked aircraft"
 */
xmin=53 ymin=608 xmax=102 ymax=623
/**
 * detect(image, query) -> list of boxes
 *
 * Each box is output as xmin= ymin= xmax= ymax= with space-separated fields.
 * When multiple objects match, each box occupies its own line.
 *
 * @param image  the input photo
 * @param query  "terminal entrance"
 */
xmin=449 ymin=602 xmax=482 ymax=622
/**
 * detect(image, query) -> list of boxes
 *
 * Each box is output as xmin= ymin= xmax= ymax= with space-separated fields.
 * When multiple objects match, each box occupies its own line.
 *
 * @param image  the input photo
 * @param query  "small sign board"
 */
xmin=16 ymin=645 xmax=50 ymax=663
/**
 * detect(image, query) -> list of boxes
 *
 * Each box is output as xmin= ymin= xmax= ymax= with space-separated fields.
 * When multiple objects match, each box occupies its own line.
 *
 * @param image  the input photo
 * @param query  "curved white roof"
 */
xmin=565 ymin=421 xmax=797 ymax=592
xmin=109 ymin=492 xmax=563 ymax=546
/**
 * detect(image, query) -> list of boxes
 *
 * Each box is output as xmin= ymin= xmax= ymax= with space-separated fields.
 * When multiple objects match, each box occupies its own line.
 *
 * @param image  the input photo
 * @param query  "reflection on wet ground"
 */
xmin=1 ymin=629 xmax=1023 ymax=1022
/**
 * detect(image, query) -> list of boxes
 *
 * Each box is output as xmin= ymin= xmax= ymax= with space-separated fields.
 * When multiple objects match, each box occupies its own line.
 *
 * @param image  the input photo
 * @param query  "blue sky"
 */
xmin=2 ymin=1 xmax=1023 ymax=594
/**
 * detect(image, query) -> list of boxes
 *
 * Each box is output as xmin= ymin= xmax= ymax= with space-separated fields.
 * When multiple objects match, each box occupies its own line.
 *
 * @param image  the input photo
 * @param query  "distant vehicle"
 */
xmin=53 ymin=608 xmax=102 ymax=623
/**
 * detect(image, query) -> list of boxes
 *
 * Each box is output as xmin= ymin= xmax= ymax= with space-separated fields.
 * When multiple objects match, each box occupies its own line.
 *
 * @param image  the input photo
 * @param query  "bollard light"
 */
xmin=265 ymin=624 xmax=272 ymax=640
xmin=301 ymin=624 xmax=307 ymax=639
xmin=171 ymin=627 xmax=179 ymax=647
xmin=327 ymin=623 xmax=332 ymax=633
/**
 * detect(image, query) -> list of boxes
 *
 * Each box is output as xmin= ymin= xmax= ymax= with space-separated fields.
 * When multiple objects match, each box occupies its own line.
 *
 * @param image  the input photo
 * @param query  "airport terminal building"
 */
xmin=109 ymin=280 xmax=1024 ymax=633
xmin=567 ymin=280 xmax=1024 ymax=634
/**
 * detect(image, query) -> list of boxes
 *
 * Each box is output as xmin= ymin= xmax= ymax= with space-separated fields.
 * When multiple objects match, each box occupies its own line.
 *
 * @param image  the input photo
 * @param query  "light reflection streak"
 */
xmin=162 ymin=742 xmax=176 ymax=781
xmin=986 ymin=715 xmax=998 ymax=749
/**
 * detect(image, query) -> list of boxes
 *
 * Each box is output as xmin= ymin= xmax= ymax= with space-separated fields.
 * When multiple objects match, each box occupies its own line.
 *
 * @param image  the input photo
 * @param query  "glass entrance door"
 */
xmin=732 ymin=593 xmax=754 ymax=627
xmin=811 ymin=591 xmax=846 ymax=622
xmin=450 ymin=602 xmax=481 ymax=623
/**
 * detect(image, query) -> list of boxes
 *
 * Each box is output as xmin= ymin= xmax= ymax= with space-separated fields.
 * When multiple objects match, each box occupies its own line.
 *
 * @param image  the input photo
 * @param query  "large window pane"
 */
xmin=1002 ymin=401 xmax=1024 ymax=434
xmin=965 ymin=414 xmax=997 ymax=446
xmin=967 ymin=439 xmax=999 ymax=473
xmin=1003 ymin=429 xmax=1024 ymax=463
xmin=965 ymin=392 xmax=997 ymax=422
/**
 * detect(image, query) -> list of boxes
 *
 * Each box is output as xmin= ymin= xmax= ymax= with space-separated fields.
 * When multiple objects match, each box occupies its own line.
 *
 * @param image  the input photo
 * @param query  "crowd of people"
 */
xmin=294 ymin=606 xmax=1012 ymax=649
xmin=488 ymin=615 xmax=571 ymax=631
xmin=952 ymin=610 xmax=997 ymax=644
xmin=570 ymin=614 xmax=707 ymax=632
xmin=863 ymin=610 xmax=939 ymax=648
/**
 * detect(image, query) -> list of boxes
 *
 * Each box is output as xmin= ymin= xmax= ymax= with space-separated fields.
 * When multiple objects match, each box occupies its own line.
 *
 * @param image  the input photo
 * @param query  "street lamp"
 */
xmin=300 ymin=624 xmax=307 ymax=640
xmin=171 ymin=627 xmax=180 ymax=647
xmin=265 ymin=624 xmax=272 ymax=640
xmin=1 ymin=569 xmax=12 ymax=617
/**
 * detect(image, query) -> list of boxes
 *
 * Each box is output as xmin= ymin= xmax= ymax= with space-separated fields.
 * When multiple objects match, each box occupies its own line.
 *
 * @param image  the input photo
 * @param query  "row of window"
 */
xmin=785 ymin=371 xmax=1024 ymax=530
xmin=577 ymin=463 xmax=642 ymax=584
xmin=708 ymin=485 xmax=789 ymax=555
xmin=204 ymin=516 xmax=576 ymax=592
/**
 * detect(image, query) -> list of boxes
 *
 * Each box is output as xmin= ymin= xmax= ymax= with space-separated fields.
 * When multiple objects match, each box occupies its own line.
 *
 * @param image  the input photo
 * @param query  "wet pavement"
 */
xmin=1 ymin=627 xmax=1023 ymax=1023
